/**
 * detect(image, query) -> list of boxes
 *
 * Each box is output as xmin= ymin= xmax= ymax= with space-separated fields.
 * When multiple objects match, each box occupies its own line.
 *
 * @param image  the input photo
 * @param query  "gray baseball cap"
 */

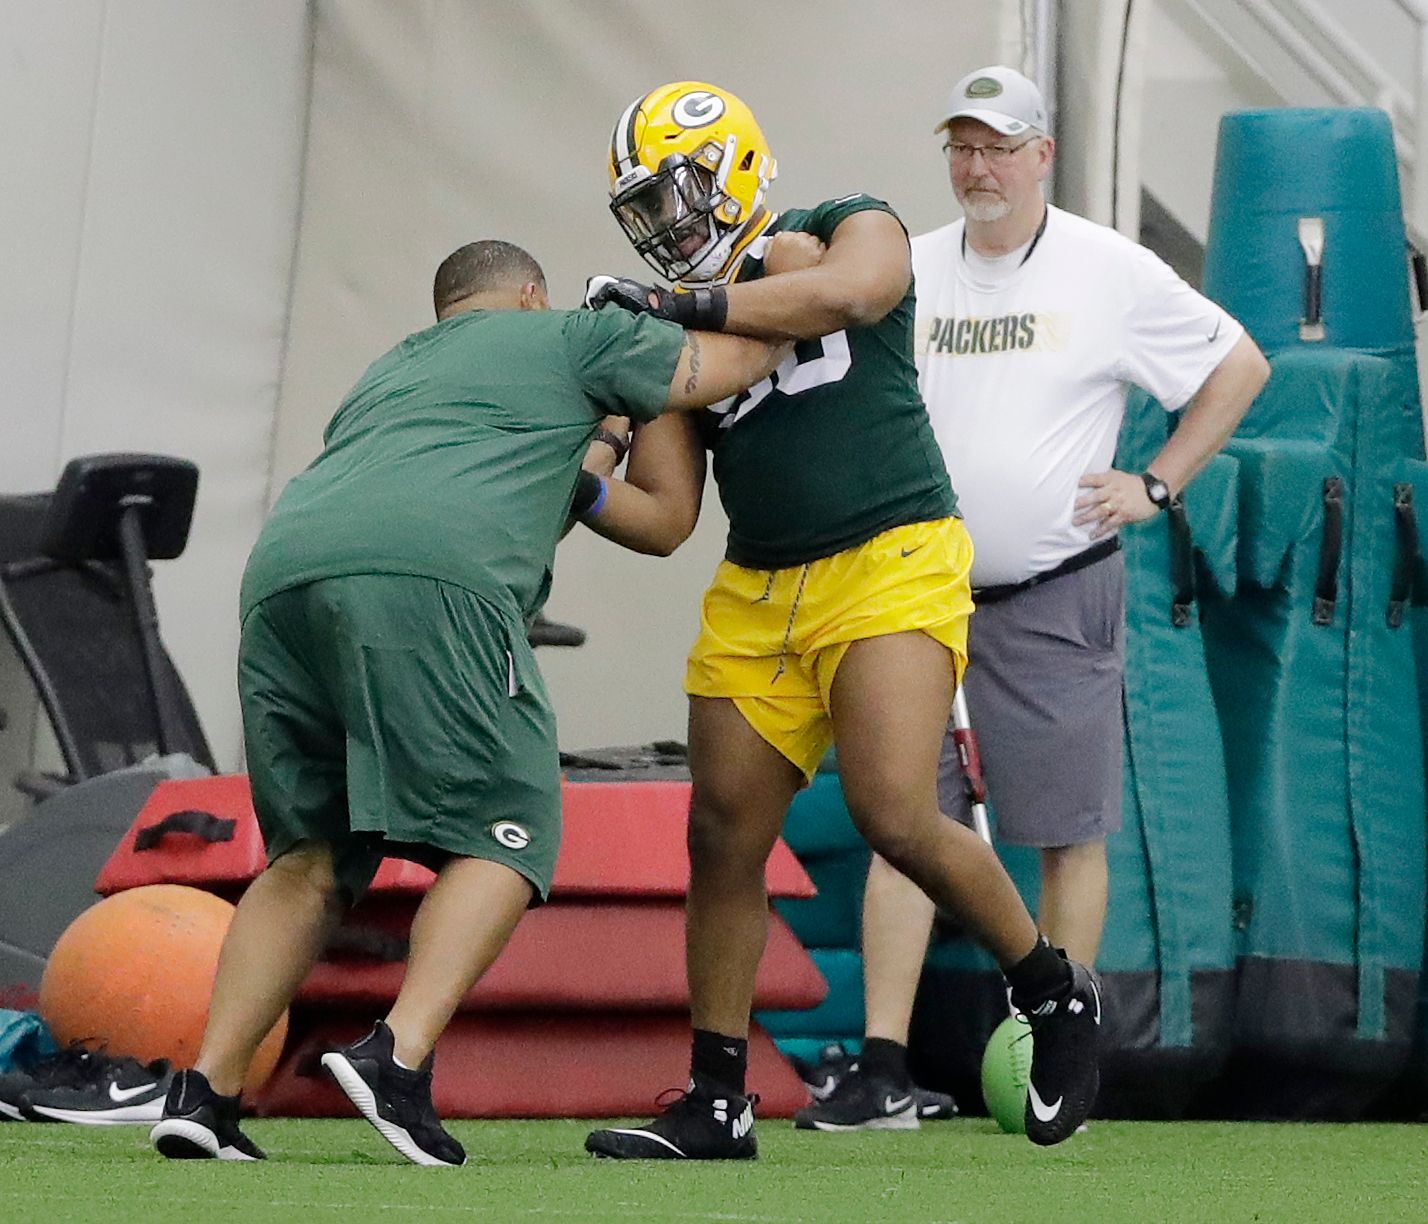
xmin=934 ymin=66 xmax=1049 ymax=137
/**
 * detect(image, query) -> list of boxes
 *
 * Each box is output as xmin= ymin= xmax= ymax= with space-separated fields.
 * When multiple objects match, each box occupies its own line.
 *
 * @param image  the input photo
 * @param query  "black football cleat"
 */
xmin=1019 ymin=957 xmax=1102 ymax=1146
xmin=586 ymin=1076 xmax=758 ymax=1160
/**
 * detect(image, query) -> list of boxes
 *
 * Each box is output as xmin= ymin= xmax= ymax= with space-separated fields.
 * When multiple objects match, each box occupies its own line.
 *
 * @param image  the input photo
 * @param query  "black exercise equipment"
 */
xmin=0 ymin=454 xmax=213 ymax=796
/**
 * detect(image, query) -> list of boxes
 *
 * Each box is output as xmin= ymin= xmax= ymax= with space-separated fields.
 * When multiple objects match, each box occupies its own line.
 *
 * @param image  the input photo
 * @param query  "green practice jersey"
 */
xmin=701 ymin=194 xmax=956 ymax=569
xmin=241 ymin=307 xmax=684 ymax=624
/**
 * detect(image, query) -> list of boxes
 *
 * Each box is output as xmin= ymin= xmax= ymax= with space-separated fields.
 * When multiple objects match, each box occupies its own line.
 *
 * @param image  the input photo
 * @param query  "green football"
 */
xmin=980 ymin=1014 xmax=1034 ymax=1134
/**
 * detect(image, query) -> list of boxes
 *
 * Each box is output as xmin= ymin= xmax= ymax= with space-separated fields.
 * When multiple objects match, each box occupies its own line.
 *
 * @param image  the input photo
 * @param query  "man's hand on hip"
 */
xmin=1074 ymin=470 xmax=1162 ymax=538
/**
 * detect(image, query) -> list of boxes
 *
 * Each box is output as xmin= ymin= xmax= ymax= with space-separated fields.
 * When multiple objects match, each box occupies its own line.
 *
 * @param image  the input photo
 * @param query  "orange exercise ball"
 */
xmin=39 ymin=884 xmax=288 ymax=1097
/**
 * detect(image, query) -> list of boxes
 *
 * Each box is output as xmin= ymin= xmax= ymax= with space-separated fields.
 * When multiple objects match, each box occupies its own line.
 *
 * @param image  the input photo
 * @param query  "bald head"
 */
xmin=433 ymin=240 xmax=547 ymax=318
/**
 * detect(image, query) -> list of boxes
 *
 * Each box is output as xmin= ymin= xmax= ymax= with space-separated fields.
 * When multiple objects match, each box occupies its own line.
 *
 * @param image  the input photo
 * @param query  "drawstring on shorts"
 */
xmin=772 ymin=564 xmax=810 ymax=683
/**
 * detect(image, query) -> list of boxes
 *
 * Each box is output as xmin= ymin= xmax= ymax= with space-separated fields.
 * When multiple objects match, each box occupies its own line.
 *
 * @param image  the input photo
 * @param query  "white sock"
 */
xmin=392 ymin=1053 xmax=418 ymax=1071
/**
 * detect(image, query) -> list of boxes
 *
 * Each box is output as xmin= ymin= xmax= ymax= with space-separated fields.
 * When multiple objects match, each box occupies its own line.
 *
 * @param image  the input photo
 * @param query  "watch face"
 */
xmin=1144 ymin=475 xmax=1170 ymax=507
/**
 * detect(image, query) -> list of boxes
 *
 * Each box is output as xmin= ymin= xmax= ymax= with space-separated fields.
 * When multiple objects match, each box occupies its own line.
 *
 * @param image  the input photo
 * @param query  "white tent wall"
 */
xmin=0 ymin=1 xmax=312 ymax=796
xmin=1055 ymin=0 xmax=1152 ymax=237
xmin=275 ymin=0 xmax=1006 ymax=753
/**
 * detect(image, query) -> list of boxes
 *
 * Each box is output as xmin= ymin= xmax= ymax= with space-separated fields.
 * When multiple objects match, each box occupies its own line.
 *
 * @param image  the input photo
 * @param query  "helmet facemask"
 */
xmin=610 ymin=155 xmax=727 ymax=283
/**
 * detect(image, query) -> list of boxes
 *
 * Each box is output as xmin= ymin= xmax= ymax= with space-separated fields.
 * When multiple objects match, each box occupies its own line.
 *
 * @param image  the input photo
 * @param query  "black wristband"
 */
xmin=592 ymin=428 xmax=630 ymax=465
xmin=570 ymin=469 xmax=604 ymax=517
xmin=664 ymin=285 xmax=729 ymax=332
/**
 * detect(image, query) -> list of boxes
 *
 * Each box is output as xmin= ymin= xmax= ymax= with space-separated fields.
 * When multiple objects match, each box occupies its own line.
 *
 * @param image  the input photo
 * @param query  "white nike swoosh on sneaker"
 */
xmin=1028 ymin=1082 xmax=1062 ymax=1123
xmin=807 ymin=1078 xmax=838 ymax=1101
xmin=601 ymin=1127 xmax=687 ymax=1158
xmin=883 ymin=1095 xmax=913 ymax=1114
xmin=109 ymin=1081 xmax=159 ymax=1103
xmin=1089 ymin=976 xmax=1103 ymax=1025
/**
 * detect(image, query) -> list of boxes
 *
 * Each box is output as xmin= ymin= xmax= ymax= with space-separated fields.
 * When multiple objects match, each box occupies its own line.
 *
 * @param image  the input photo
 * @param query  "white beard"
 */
xmin=962 ymin=194 xmax=1012 ymax=223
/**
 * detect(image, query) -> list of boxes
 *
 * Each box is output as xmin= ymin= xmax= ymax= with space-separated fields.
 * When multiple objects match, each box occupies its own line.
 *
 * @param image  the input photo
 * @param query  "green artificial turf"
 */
xmin=2 ymin=1116 xmax=1425 ymax=1223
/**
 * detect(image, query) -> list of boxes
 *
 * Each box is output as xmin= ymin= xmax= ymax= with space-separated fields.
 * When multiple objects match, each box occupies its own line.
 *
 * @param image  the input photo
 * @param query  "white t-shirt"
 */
xmin=912 ymin=204 xmax=1242 ymax=586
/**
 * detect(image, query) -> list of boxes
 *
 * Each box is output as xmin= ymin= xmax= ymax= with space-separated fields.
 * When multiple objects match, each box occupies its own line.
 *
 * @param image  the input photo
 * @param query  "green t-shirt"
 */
xmin=700 ymin=194 xmax=957 ymax=569
xmin=240 ymin=307 xmax=684 ymax=623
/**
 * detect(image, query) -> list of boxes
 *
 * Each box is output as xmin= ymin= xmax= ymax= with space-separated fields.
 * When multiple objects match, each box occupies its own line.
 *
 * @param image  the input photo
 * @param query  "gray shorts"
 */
xmin=937 ymin=549 xmax=1125 ymax=848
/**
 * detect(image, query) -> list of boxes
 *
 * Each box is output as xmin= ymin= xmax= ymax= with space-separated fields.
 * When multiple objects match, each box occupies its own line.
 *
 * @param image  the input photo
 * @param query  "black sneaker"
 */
xmin=789 ymin=1043 xmax=854 ymax=1103
xmin=915 ymin=1086 xmax=958 ymax=1120
xmin=321 ymin=1021 xmax=465 ymax=1167
xmin=0 ymin=1044 xmax=101 ymax=1121
xmin=24 ymin=1054 xmax=172 ymax=1125
xmin=1019 ymin=958 xmax=1102 ymax=1146
xmin=793 ymin=1061 xmax=919 ymax=1132
xmin=585 ymin=1076 xmax=758 ymax=1160
xmin=149 ymin=1069 xmax=266 ymax=1160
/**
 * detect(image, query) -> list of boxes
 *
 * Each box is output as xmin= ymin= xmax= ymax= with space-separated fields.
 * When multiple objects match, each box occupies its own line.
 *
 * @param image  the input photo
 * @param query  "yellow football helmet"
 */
xmin=608 ymin=81 xmax=778 ymax=285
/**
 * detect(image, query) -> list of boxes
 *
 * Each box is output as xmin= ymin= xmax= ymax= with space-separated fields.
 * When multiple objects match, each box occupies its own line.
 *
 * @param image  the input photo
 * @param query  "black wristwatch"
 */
xmin=1141 ymin=471 xmax=1172 ymax=511
xmin=593 ymin=428 xmax=630 ymax=465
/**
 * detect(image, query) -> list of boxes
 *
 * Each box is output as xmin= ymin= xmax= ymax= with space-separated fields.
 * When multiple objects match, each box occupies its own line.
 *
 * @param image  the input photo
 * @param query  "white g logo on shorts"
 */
xmin=672 ymin=90 xmax=726 ymax=129
xmin=491 ymin=821 xmax=531 ymax=851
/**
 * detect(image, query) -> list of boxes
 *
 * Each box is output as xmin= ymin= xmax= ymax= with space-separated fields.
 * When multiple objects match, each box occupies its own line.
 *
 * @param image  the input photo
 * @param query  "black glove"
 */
xmin=584 ymin=274 xmax=659 ymax=314
xmin=583 ymin=275 xmax=728 ymax=331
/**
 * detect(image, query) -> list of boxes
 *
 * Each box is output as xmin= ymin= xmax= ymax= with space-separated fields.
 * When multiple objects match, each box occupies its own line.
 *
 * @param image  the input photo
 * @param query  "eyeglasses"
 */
xmin=942 ymin=137 xmax=1040 ymax=166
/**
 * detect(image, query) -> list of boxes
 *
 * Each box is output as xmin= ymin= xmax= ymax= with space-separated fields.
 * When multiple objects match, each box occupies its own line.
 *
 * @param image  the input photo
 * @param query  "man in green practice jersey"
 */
xmin=148 ymin=239 xmax=788 ymax=1168
xmin=582 ymin=83 xmax=1102 ymax=1159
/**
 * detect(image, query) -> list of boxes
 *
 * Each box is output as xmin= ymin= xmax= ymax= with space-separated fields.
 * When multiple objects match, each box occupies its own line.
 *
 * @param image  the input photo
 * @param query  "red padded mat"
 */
xmin=251 ymin=1010 xmax=811 ymax=1119
xmin=299 ymin=899 xmax=826 ymax=1013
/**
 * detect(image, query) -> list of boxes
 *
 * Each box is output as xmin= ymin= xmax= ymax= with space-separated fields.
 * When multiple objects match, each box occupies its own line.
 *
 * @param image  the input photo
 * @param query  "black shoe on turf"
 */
xmin=24 ymin=1053 xmax=172 ymax=1125
xmin=914 ymin=1086 xmax=958 ymax=1120
xmin=149 ymin=1069 xmax=266 ymax=1160
xmin=585 ymin=1076 xmax=758 ymax=1160
xmin=793 ymin=1061 xmax=920 ymax=1132
xmin=788 ymin=1042 xmax=854 ymax=1103
xmin=0 ymin=1044 xmax=103 ymax=1121
xmin=1019 ymin=957 xmax=1102 ymax=1146
xmin=321 ymin=1020 xmax=465 ymax=1167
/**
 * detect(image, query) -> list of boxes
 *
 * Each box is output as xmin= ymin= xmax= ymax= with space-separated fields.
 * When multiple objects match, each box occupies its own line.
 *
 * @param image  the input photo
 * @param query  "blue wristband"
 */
xmin=570 ymin=469 xmax=608 ymax=520
xmin=585 ymin=475 xmax=608 ymax=518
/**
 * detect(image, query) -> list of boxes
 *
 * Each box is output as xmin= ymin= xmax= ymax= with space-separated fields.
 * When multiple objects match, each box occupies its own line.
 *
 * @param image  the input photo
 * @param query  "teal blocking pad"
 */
xmin=1200 ymin=348 xmax=1426 ymax=1051
xmin=781 ymin=772 xmax=861 ymax=856
xmin=757 ymin=948 xmax=865 ymax=1038
xmin=773 ymin=847 xmax=870 ymax=949
xmin=1205 ymin=109 xmax=1414 ymax=355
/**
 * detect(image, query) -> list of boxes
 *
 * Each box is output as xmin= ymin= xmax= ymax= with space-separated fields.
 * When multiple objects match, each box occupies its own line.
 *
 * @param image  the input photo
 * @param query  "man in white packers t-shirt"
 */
xmin=795 ymin=66 xmax=1268 ymax=1131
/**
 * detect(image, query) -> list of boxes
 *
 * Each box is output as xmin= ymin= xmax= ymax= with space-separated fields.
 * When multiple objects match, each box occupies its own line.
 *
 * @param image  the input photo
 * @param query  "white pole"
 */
xmin=1414 ymin=17 xmax=1428 ymax=250
xmin=951 ymin=688 xmax=993 ymax=846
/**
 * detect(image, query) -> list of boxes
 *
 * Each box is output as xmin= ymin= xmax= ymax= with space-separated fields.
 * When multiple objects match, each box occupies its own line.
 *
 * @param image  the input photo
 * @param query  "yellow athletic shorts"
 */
xmin=684 ymin=517 xmax=973 ymax=779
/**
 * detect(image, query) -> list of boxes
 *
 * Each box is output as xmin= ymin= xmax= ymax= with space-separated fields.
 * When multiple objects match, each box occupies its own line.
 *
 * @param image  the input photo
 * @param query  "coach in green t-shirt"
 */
xmin=148 ymin=240 xmax=789 ymax=1169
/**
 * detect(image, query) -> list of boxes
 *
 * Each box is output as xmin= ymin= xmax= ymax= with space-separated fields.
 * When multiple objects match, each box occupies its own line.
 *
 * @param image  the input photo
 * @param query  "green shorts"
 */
xmin=238 ymin=574 xmax=560 ymax=903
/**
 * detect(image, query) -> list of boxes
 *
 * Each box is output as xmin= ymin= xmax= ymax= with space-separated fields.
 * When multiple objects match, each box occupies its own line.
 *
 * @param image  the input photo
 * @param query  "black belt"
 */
xmin=973 ymin=538 xmax=1120 ymax=605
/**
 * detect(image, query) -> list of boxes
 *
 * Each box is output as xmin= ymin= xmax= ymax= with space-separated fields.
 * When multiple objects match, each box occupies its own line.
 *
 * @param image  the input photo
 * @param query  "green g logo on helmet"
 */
xmin=965 ymin=76 xmax=1004 ymax=99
